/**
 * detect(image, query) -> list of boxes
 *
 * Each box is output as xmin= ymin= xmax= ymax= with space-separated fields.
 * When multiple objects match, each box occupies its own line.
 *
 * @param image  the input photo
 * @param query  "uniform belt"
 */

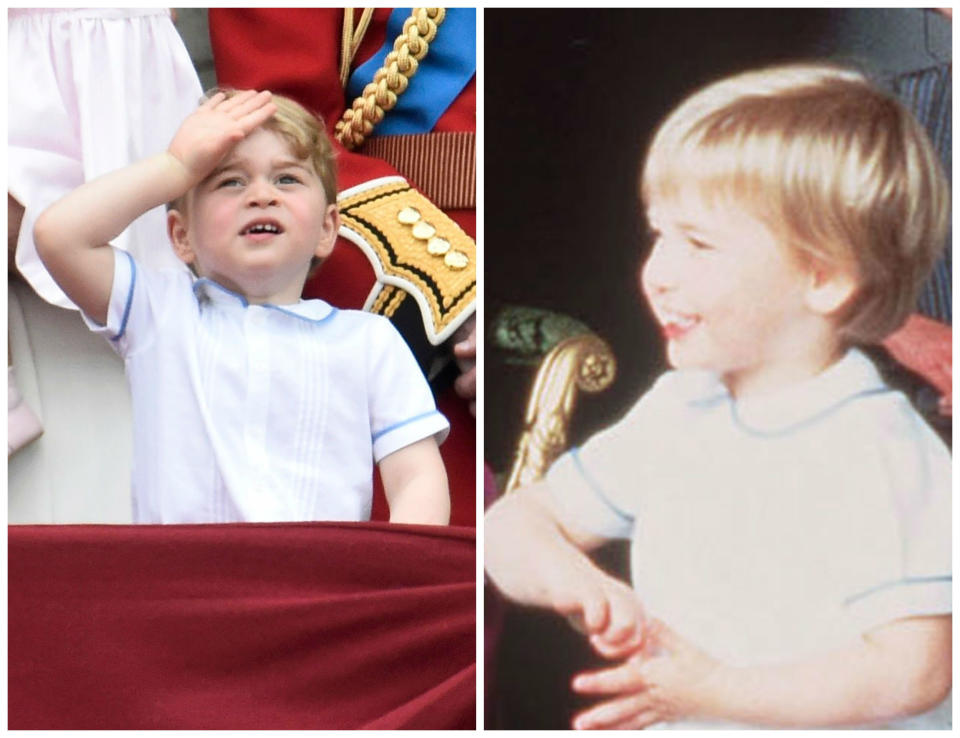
xmin=362 ymin=131 xmax=476 ymax=210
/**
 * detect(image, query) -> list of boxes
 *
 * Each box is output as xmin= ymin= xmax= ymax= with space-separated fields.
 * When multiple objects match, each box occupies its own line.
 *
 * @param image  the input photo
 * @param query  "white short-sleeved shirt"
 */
xmin=546 ymin=349 xmax=951 ymax=728
xmin=84 ymin=249 xmax=449 ymax=523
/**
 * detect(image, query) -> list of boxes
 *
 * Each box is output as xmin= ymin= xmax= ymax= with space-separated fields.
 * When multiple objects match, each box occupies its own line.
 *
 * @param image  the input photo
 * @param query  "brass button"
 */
xmin=444 ymin=250 xmax=469 ymax=270
xmin=412 ymin=220 xmax=436 ymax=240
xmin=397 ymin=207 xmax=421 ymax=224
xmin=427 ymin=237 xmax=451 ymax=255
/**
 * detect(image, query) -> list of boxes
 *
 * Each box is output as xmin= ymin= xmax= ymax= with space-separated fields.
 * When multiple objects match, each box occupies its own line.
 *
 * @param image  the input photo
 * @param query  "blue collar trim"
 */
xmin=192 ymin=278 xmax=337 ymax=325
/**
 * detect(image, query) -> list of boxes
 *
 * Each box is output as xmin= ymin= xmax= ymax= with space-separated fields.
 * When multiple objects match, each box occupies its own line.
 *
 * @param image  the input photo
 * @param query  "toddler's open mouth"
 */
xmin=656 ymin=308 xmax=700 ymax=339
xmin=240 ymin=219 xmax=284 ymax=237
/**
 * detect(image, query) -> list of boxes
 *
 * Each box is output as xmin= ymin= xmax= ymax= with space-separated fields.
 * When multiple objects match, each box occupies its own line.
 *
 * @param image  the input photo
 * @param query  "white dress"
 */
xmin=8 ymin=8 xmax=202 ymax=309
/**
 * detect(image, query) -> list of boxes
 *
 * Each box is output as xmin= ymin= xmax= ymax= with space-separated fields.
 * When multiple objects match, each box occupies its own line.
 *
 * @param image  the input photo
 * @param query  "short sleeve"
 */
xmin=80 ymin=247 xmax=187 ymax=358
xmin=545 ymin=371 xmax=692 ymax=539
xmin=367 ymin=317 xmax=449 ymax=461
xmin=80 ymin=247 xmax=135 ymax=346
xmin=843 ymin=415 xmax=952 ymax=633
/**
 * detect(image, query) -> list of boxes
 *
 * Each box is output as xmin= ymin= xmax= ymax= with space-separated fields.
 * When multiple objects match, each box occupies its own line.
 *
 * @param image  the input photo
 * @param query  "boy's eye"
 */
xmin=277 ymin=174 xmax=301 ymax=185
xmin=217 ymin=177 xmax=243 ymax=188
xmin=689 ymin=236 xmax=715 ymax=252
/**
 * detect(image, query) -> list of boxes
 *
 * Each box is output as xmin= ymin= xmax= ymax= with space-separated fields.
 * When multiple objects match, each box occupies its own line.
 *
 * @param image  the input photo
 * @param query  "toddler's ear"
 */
xmin=167 ymin=209 xmax=195 ymax=265
xmin=804 ymin=261 xmax=858 ymax=316
xmin=314 ymin=203 xmax=340 ymax=260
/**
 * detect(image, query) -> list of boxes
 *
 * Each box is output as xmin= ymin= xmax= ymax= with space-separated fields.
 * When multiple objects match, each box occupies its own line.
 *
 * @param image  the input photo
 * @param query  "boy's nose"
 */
xmin=640 ymin=241 xmax=677 ymax=295
xmin=246 ymin=179 xmax=279 ymax=207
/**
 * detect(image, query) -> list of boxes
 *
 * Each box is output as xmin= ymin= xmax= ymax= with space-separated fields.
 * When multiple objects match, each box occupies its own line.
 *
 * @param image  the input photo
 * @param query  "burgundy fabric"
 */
xmin=9 ymin=523 xmax=476 ymax=730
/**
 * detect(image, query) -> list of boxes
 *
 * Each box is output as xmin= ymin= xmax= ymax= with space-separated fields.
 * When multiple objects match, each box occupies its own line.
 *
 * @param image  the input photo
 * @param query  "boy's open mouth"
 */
xmin=240 ymin=219 xmax=284 ymax=236
xmin=657 ymin=309 xmax=700 ymax=339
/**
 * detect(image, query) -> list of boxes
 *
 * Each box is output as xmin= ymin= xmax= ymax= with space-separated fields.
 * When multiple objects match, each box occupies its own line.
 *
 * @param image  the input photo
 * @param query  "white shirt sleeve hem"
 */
xmin=845 ymin=576 xmax=951 ymax=634
xmin=372 ymin=410 xmax=450 ymax=461
xmin=80 ymin=247 xmax=132 ymax=341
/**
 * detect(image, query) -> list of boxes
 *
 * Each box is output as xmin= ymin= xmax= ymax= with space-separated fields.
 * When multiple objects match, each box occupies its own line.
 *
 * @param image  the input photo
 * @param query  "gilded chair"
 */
xmin=490 ymin=306 xmax=617 ymax=493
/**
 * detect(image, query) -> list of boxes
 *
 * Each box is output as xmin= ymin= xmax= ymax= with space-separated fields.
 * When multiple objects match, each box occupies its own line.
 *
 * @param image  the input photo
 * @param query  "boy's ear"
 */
xmin=804 ymin=260 xmax=859 ymax=316
xmin=314 ymin=204 xmax=340 ymax=260
xmin=167 ymin=209 xmax=195 ymax=265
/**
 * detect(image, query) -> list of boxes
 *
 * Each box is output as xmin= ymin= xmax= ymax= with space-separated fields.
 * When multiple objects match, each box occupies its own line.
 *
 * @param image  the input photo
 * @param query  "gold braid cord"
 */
xmin=334 ymin=8 xmax=446 ymax=150
xmin=505 ymin=335 xmax=617 ymax=494
xmin=339 ymin=9 xmax=375 ymax=89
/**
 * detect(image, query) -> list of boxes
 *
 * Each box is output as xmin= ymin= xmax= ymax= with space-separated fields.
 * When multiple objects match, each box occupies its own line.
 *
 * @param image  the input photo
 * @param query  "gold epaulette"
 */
xmin=338 ymin=176 xmax=476 ymax=345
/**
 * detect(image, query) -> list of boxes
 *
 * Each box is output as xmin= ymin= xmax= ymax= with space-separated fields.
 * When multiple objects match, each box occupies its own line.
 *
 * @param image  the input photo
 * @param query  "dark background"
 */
xmin=484 ymin=8 xmax=951 ymax=729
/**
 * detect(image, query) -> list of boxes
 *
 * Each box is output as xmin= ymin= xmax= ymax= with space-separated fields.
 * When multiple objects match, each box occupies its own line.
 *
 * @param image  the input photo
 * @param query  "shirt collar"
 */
xmin=192 ymin=278 xmax=336 ymax=324
xmin=688 ymin=349 xmax=890 ymax=436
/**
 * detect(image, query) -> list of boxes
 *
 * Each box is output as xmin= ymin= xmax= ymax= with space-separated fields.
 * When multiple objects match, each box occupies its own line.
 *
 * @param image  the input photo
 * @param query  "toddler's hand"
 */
xmin=167 ymin=90 xmax=277 ymax=186
xmin=570 ymin=619 xmax=721 ymax=730
xmin=558 ymin=572 xmax=647 ymax=660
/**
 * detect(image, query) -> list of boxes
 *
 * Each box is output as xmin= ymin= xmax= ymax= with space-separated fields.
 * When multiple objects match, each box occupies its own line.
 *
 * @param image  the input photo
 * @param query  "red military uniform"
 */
xmin=210 ymin=8 xmax=476 ymax=525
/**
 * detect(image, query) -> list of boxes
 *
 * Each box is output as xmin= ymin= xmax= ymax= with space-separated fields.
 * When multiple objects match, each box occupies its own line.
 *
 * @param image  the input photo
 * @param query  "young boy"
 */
xmin=34 ymin=89 xmax=451 ymax=525
xmin=485 ymin=63 xmax=951 ymax=729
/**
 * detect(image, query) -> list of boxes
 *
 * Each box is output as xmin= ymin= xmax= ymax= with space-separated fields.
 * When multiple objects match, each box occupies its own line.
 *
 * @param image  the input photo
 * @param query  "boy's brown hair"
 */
xmin=640 ymin=62 xmax=950 ymax=344
xmin=169 ymin=88 xmax=338 ymax=274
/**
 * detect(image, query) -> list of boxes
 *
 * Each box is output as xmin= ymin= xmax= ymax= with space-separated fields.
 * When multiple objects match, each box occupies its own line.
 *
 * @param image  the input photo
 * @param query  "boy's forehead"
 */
xmin=646 ymin=189 xmax=716 ymax=225
xmin=647 ymin=190 xmax=775 ymax=237
xmin=220 ymin=128 xmax=314 ymax=169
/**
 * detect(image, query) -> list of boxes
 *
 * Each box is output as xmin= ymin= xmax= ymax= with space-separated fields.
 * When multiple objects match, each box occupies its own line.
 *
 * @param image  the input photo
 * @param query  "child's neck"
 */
xmin=195 ymin=271 xmax=307 ymax=307
xmin=722 ymin=341 xmax=847 ymax=400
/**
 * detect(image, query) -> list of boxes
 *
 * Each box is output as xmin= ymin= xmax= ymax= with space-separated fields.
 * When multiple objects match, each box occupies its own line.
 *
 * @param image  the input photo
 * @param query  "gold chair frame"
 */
xmin=504 ymin=334 xmax=617 ymax=493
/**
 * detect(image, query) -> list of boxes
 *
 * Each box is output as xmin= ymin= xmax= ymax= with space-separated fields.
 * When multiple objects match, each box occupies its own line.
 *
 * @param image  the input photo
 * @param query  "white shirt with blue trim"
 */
xmin=84 ymin=248 xmax=449 ymax=523
xmin=546 ymin=348 xmax=951 ymax=728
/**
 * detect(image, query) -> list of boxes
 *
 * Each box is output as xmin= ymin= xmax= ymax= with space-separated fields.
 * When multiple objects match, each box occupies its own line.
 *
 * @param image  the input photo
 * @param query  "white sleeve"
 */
xmin=367 ymin=316 xmax=449 ymax=461
xmin=843 ymin=416 xmax=952 ymax=633
xmin=80 ymin=247 xmax=138 ymax=351
xmin=545 ymin=371 xmax=684 ymax=539
xmin=80 ymin=246 xmax=188 ymax=358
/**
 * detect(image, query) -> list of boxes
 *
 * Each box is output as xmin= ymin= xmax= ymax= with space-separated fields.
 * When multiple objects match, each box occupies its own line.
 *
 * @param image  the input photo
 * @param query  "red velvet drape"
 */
xmin=8 ymin=522 xmax=476 ymax=729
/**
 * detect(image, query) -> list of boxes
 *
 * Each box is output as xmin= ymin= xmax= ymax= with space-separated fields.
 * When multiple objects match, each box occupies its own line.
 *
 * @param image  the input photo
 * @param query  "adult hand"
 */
xmin=882 ymin=313 xmax=952 ymax=416
xmin=452 ymin=315 xmax=476 ymax=416
xmin=571 ymin=619 xmax=720 ymax=730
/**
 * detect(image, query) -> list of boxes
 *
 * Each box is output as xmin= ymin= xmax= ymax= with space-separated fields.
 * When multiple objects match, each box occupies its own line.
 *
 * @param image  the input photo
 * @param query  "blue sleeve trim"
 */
xmin=843 ymin=574 xmax=952 ymax=606
xmin=111 ymin=250 xmax=137 ymax=342
xmin=372 ymin=409 xmax=443 ymax=441
xmin=570 ymin=447 xmax=633 ymax=523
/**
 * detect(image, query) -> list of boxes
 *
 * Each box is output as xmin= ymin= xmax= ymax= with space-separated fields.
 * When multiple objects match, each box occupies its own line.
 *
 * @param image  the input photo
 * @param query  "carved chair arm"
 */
xmin=504 ymin=333 xmax=616 ymax=493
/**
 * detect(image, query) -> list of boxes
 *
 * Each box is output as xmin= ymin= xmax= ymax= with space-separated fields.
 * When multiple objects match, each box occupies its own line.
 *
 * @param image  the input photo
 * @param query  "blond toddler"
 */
xmin=485 ymin=63 xmax=951 ymax=729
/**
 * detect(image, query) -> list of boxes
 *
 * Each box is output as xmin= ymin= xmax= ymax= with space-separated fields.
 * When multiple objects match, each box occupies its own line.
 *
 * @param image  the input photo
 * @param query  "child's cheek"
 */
xmin=638 ymin=260 xmax=655 ymax=305
xmin=207 ymin=197 xmax=238 ymax=232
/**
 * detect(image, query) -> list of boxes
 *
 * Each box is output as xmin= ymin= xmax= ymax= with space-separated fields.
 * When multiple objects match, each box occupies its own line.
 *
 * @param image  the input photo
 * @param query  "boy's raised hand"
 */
xmin=167 ymin=90 xmax=277 ymax=187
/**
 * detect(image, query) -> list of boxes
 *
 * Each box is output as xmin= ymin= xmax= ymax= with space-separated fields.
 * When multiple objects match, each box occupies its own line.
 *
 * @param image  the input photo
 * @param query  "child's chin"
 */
xmin=665 ymin=343 xmax=711 ymax=372
xmin=665 ymin=342 xmax=689 ymax=369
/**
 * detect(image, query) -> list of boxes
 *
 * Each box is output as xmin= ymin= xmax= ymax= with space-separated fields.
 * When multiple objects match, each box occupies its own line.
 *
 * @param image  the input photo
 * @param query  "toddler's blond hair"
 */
xmin=641 ymin=62 xmax=949 ymax=343
xmin=170 ymin=88 xmax=337 ymax=212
